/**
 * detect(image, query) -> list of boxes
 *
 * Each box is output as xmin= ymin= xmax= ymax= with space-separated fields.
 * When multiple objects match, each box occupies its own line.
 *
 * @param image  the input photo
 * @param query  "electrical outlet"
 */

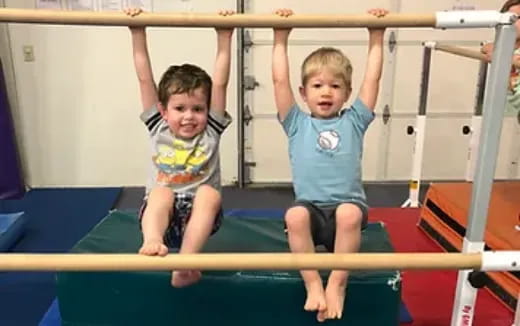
xmin=23 ymin=45 xmax=34 ymax=62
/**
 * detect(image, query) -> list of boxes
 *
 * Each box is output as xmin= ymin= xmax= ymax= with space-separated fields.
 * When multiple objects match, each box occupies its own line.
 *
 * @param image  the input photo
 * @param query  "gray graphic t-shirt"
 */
xmin=140 ymin=105 xmax=232 ymax=196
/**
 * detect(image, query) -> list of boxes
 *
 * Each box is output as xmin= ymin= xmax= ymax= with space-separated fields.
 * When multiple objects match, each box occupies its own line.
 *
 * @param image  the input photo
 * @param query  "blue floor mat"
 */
xmin=0 ymin=211 xmax=27 ymax=251
xmin=39 ymin=296 xmax=409 ymax=325
xmin=0 ymin=188 xmax=121 ymax=326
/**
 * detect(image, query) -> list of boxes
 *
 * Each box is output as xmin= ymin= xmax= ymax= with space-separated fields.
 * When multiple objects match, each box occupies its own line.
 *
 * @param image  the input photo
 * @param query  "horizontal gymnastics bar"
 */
xmin=0 ymin=9 xmax=514 ymax=29
xmin=0 ymin=9 xmax=435 ymax=28
xmin=0 ymin=252 xmax=517 ymax=272
xmin=427 ymin=42 xmax=489 ymax=62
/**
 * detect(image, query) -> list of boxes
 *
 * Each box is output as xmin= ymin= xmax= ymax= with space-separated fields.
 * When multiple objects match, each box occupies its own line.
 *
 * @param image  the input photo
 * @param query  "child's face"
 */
xmin=160 ymin=88 xmax=209 ymax=139
xmin=299 ymin=69 xmax=351 ymax=119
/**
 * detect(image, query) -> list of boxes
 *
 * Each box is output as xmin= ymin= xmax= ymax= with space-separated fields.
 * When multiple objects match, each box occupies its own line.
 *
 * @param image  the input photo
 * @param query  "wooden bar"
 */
xmin=0 ymin=252 xmax=482 ymax=271
xmin=0 ymin=8 xmax=437 ymax=28
xmin=435 ymin=44 xmax=489 ymax=62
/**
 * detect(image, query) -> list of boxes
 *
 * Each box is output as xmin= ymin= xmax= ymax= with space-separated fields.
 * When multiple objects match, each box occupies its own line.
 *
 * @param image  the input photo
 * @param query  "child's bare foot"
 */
xmin=303 ymin=280 xmax=327 ymax=320
xmin=139 ymin=241 xmax=168 ymax=256
xmin=171 ymin=270 xmax=202 ymax=288
xmin=323 ymin=279 xmax=347 ymax=320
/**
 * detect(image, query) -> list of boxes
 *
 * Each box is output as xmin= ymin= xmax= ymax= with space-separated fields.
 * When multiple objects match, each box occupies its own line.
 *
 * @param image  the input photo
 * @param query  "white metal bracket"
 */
xmin=436 ymin=11 xmax=517 ymax=29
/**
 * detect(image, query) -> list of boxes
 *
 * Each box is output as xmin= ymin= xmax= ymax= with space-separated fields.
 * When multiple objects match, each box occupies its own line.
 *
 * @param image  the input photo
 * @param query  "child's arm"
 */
xmin=126 ymin=8 xmax=158 ymax=111
xmin=210 ymin=10 xmax=235 ymax=116
xmin=358 ymin=8 xmax=388 ymax=111
xmin=272 ymin=9 xmax=296 ymax=121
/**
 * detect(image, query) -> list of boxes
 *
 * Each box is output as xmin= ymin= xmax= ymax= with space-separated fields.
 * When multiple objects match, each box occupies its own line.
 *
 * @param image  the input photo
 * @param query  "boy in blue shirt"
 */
xmin=271 ymin=8 xmax=388 ymax=322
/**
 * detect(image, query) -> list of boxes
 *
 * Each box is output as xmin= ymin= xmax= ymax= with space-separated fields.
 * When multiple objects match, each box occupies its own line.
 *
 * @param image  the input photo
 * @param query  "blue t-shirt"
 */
xmin=280 ymin=98 xmax=374 ymax=208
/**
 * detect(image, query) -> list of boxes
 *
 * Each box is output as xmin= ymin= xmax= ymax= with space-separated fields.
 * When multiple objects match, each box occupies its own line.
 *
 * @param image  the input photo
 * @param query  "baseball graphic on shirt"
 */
xmin=317 ymin=130 xmax=340 ymax=150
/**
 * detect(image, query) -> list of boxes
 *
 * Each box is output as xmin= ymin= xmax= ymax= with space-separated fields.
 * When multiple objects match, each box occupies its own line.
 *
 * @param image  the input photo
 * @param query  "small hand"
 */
xmin=216 ymin=9 xmax=235 ymax=37
xmin=124 ymin=7 xmax=144 ymax=31
xmin=218 ymin=9 xmax=235 ymax=17
xmin=273 ymin=8 xmax=293 ymax=37
xmin=275 ymin=8 xmax=293 ymax=18
xmin=367 ymin=8 xmax=389 ymax=33
xmin=509 ymin=75 xmax=518 ymax=92
xmin=480 ymin=42 xmax=493 ymax=62
xmin=368 ymin=8 xmax=389 ymax=18
xmin=124 ymin=7 xmax=143 ymax=17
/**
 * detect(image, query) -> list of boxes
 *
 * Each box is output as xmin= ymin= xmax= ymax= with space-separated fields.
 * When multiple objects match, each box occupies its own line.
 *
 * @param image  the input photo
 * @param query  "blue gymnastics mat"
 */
xmin=0 ymin=211 xmax=26 ymax=251
xmin=39 ymin=208 xmax=412 ymax=325
xmin=0 ymin=187 xmax=121 ymax=326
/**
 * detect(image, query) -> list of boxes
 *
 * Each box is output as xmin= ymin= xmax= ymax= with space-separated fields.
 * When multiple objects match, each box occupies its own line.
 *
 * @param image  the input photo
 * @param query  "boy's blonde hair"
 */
xmin=301 ymin=47 xmax=353 ymax=88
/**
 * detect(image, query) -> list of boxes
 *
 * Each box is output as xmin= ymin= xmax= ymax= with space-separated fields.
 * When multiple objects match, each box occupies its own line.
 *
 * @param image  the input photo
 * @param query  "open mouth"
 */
xmin=317 ymin=101 xmax=333 ymax=110
xmin=180 ymin=124 xmax=197 ymax=132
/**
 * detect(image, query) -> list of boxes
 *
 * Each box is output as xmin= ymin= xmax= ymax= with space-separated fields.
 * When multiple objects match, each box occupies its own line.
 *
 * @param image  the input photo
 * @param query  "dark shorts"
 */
xmin=139 ymin=192 xmax=223 ymax=249
xmin=287 ymin=201 xmax=368 ymax=252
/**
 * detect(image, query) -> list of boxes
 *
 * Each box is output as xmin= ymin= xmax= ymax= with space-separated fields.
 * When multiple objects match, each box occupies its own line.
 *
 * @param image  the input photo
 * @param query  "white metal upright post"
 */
xmin=402 ymin=44 xmax=432 ymax=208
xmin=445 ymin=16 xmax=517 ymax=326
xmin=464 ymin=61 xmax=487 ymax=182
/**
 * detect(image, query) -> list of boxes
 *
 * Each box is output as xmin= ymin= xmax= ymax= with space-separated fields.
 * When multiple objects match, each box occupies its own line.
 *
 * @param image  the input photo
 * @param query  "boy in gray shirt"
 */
xmin=125 ymin=8 xmax=234 ymax=288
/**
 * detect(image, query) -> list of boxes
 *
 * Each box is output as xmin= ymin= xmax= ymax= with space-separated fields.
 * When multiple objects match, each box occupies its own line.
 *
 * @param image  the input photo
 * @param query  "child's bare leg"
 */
xmin=139 ymin=186 xmax=174 ymax=256
xmin=171 ymin=185 xmax=221 ymax=288
xmin=285 ymin=207 xmax=327 ymax=319
xmin=324 ymin=203 xmax=362 ymax=320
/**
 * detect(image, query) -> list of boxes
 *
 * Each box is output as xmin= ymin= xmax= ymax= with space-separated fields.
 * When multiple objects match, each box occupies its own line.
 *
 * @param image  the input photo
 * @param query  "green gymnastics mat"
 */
xmin=56 ymin=210 xmax=401 ymax=326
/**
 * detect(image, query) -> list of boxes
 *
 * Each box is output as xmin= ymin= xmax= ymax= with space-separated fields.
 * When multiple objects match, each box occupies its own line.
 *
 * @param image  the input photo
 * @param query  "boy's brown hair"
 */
xmin=501 ymin=0 xmax=520 ymax=12
xmin=301 ymin=47 xmax=353 ymax=89
xmin=158 ymin=64 xmax=212 ymax=108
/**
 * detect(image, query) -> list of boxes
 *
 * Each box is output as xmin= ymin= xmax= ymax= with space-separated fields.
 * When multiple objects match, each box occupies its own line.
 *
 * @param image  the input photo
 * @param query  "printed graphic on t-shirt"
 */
xmin=153 ymin=139 xmax=209 ymax=185
xmin=317 ymin=130 xmax=341 ymax=153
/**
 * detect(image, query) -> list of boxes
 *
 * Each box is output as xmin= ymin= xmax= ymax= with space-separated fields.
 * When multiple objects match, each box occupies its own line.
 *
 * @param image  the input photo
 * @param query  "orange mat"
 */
xmin=419 ymin=181 xmax=520 ymax=311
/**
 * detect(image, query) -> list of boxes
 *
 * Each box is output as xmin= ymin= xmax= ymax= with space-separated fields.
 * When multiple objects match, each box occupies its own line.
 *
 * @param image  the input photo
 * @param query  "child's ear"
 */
xmin=158 ymin=102 xmax=168 ymax=119
xmin=299 ymin=86 xmax=307 ymax=102
xmin=345 ymin=85 xmax=352 ymax=99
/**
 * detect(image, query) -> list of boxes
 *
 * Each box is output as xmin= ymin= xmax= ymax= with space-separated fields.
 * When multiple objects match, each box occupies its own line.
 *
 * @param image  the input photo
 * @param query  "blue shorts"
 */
xmin=139 ymin=192 xmax=223 ymax=248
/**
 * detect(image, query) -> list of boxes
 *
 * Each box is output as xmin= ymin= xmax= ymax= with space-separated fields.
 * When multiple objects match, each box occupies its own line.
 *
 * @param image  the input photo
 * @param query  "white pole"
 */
xmin=450 ymin=239 xmax=485 ymax=326
xmin=465 ymin=116 xmax=482 ymax=182
xmin=402 ymin=45 xmax=431 ymax=208
xmin=450 ymin=21 xmax=517 ymax=326
xmin=402 ymin=116 xmax=426 ymax=208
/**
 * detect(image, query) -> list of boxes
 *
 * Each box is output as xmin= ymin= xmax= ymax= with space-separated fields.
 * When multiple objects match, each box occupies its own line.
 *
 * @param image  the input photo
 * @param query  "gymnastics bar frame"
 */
xmin=401 ymin=42 xmax=489 ymax=208
xmin=0 ymin=8 xmax=517 ymax=326
xmin=428 ymin=42 xmax=489 ymax=182
xmin=447 ymin=18 xmax=516 ymax=326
